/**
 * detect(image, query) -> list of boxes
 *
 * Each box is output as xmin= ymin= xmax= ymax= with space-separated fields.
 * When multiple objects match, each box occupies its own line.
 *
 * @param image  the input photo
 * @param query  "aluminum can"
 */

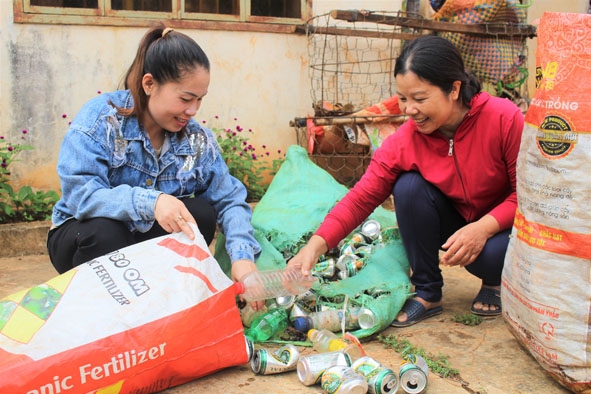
xmin=312 ymin=257 xmax=337 ymax=278
xmin=355 ymin=244 xmax=374 ymax=259
xmin=275 ymin=295 xmax=295 ymax=309
xmin=399 ymin=354 xmax=429 ymax=394
xmin=357 ymin=307 xmax=377 ymax=330
xmin=321 ymin=365 xmax=368 ymax=394
xmin=251 ymin=344 xmax=300 ymax=375
xmin=348 ymin=232 xmax=369 ymax=245
xmin=244 ymin=337 xmax=254 ymax=363
xmin=352 ymin=356 xmax=399 ymax=394
xmin=336 ymin=254 xmax=365 ymax=279
xmin=361 ymin=219 xmax=382 ymax=241
xmin=297 ymin=351 xmax=351 ymax=386
xmin=339 ymin=242 xmax=358 ymax=256
xmin=289 ymin=303 xmax=309 ymax=321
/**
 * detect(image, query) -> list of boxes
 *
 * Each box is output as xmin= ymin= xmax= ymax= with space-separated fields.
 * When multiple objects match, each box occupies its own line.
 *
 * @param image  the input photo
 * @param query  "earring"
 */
xmin=145 ymin=91 xmax=150 ymax=96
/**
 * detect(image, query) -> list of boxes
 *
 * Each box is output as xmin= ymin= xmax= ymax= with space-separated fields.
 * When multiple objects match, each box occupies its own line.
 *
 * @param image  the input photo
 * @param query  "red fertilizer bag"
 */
xmin=502 ymin=12 xmax=591 ymax=394
xmin=0 ymin=224 xmax=249 ymax=393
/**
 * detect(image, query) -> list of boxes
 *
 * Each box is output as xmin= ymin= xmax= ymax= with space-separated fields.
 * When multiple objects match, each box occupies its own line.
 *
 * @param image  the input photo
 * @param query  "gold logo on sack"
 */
xmin=536 ymin=115 xmax=577 ymax=159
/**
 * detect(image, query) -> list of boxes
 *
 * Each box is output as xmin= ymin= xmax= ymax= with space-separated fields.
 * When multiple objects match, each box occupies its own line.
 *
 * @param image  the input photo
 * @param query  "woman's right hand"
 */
xmin=287 ymin=235 xmax=329 ymax=277
xmin=154 ymin=193 xmax=196 ymax=240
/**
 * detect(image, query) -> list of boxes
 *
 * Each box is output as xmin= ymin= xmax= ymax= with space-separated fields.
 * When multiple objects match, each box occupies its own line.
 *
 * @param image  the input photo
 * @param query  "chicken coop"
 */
xmin=292 ymin=2 xmax=535 ymax=187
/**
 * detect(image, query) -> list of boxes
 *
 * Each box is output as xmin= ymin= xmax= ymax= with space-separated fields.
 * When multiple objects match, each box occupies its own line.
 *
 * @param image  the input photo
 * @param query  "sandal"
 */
xmin=471 ymin=287 xmax=502 ymax=316
xmin=391 ymin=298 xmax=443 ymax=328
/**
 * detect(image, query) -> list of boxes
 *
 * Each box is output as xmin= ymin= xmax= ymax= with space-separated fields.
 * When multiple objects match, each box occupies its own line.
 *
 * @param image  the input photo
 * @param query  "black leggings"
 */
xmin=47 ymin=197 xmax=217 ymax=274
xmin=393 ymin=172 xmax=510 ymax=303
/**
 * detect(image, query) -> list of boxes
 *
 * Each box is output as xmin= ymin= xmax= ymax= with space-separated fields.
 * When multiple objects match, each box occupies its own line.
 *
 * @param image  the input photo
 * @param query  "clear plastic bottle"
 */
xmin=293 ymin=307 xmax=361 ymax=333
xmin=308 ymin=328 xmax=349 ymax=352
xmin=244 ymin=307 xmax=289 ymax=342
xmin=308 ymin=329 xmax=366 ymax=361
xmin=239 ymin=302 xmax=268 ymax=327
xmin=234 ymin=268 xmax=317 ymax=302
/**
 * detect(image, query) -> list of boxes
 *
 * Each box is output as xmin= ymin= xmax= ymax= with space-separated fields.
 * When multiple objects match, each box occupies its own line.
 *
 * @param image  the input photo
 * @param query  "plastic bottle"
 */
xmin=244 ymin=307 xmax=289 ymax=342
xmin=239 ymin=302 xmax=268 ymax=327
xmin=293 ymin=307 xmax=361 ymax=333
xmin=308 ymin=329 xmax=366 ymax=361
xmin=234 ymin=268 xmax=317 ymax=302
xmin=308 ymin=328 xmax=349 ymax=352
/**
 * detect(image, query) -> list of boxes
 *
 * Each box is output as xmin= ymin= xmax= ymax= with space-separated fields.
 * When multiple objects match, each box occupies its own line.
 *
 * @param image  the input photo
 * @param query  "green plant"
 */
xmin=378 ymin=334 xmax=460 ymax=379
xmin=207 ymin=117 xmax=284 ymax=201
xmin=451 ymin=313 xmax=483 ymax=326
xmin=0 ymin=130 xmax=59 ymax=223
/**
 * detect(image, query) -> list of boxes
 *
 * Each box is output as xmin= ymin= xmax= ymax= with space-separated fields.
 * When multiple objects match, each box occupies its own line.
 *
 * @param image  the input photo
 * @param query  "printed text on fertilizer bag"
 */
xmin=27 ymin=342 xmax=167 ymax=394
xmin=89 ymin=250 xmax=152 ymax=305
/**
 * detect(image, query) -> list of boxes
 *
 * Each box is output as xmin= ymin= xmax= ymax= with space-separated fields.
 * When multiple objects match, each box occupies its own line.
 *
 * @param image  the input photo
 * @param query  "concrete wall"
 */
xmin=0 ymin=0 xmax=588 ymax=194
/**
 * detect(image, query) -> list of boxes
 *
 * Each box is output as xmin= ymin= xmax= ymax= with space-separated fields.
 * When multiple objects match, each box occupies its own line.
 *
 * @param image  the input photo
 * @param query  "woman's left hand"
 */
xmin=440 ymin=215 xmax=500 ymax=267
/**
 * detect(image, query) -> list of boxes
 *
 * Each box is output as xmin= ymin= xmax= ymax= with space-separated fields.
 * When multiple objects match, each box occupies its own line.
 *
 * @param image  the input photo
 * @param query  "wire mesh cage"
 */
xmin=293 ymin=5 xmax=535 ymax=187
xmin=305 ymin=10 xmax=413 ymax=114
xmin=293 ymin=11 xmax=420 ymax=186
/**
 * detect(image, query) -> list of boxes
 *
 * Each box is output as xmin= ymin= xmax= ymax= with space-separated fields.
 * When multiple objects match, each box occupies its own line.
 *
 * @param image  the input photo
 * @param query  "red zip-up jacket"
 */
xmin=315 ymin=92 xmax=524 ymax=249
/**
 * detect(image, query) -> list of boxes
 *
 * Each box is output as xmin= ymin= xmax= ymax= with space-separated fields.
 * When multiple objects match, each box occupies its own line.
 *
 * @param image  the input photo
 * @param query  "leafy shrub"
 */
xmin=208 ymin=117 xmax=284 ymax=201
xmin=0 ymin=130 xmax=59 ymax=223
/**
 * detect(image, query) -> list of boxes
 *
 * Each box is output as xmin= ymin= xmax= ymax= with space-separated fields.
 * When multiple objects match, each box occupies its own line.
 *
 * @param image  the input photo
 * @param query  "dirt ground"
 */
xmin=0 ymin=251 xmax=570 ymax=394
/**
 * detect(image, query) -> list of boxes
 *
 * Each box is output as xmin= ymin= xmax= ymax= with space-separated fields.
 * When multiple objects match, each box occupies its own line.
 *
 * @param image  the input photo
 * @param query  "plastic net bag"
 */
xmin=216 ymin=145 xmax=411 ymax=339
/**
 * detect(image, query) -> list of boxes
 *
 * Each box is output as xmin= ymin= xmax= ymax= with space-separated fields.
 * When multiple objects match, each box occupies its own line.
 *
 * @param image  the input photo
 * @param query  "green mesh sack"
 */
xmin=215 ymin=145 xmax=411 ymax=338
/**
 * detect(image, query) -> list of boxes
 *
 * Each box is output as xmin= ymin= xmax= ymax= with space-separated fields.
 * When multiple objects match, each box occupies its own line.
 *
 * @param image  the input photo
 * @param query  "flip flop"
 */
xmin=391 ymin=298 xmax=443 ymax=328
xmin=471 ymin=287 xmax=502 ymax=316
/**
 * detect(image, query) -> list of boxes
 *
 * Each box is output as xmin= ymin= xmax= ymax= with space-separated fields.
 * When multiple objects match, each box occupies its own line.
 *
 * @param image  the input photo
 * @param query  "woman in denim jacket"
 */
xmin=47 ymin=25 xmax=263 ymax=308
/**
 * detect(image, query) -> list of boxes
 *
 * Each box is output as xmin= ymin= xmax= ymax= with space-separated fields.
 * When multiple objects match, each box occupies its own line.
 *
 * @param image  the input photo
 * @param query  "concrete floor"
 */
xmin=0 ymin=248 xmax=570 ymax=394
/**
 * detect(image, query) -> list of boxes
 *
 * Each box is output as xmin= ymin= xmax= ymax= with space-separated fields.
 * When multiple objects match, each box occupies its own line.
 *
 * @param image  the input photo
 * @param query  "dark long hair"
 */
xmin=394 ymin=35 xmax=481 ymax=106
xmin=116 ymin=25 xmax=210 ymax=124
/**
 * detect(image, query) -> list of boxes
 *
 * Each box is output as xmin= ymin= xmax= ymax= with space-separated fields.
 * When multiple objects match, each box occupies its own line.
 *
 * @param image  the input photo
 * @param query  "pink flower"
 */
xmin=62 ymin=114 xmax=67 ymax=118
xmin=21 ymin=129 xmax=28 ymax=134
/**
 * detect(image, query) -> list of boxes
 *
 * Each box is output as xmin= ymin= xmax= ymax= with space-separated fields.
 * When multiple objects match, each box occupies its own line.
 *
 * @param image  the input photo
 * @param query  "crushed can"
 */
xmin=251 ymin=344 xmax=300 ymax=375
xmin=297 ymin=351 xmax=352 ymax=386
xmin=244 ymin=337 xmax=255 ymax=363
xmin=336 ymin=254 xmax=366 ymax=279
xmin=312 ymin=257 xmax=337 ymax=279
xmin=321 ymin=365 xmax=368 ymax=394
xmin=360 ymin=219 xmax=382 ymax=241
xmin=352 ymin=356 xmax=399 ymax=394
xmin=399 ymin=354 xmax=429 ymax=394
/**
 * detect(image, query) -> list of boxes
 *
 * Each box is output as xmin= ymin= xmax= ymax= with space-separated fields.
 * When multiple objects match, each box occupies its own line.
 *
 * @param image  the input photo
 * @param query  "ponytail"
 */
xmin=115 ymin=25 xmax=210 ymax=123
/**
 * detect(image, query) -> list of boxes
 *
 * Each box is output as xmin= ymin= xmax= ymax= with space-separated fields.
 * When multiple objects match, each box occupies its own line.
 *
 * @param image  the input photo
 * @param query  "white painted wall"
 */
xmin=0 ymin=0 xmax=588 ymax=193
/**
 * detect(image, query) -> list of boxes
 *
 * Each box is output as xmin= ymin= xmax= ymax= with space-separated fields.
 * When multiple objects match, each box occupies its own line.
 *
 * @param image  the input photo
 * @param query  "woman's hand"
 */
xmin=232 ymin=259 xmax=266 ymax=311
xmin=287 ymin=235 xmax=329 ymax=277
xmin=154 ymin=194 xmax=196 ymax=240
xmin=440 ymin=215 xmax=500 ymax=267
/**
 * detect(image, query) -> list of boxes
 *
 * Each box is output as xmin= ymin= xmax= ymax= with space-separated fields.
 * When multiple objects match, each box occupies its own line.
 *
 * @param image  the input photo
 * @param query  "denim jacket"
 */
xmin=52 ymin=90 xmax=261 ymax=263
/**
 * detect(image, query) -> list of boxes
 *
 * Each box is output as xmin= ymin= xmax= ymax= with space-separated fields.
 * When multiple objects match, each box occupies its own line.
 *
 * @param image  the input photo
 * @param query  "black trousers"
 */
xmin=393 ymin=172 xmax=510 ymax=303
xmin=47 ymin=197 xmax=217 ymax=274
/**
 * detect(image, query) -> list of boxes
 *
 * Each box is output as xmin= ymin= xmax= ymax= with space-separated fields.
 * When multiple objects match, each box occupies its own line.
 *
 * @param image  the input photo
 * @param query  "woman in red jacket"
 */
xmin=288 ymin=35 xmax=524 ymax=327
